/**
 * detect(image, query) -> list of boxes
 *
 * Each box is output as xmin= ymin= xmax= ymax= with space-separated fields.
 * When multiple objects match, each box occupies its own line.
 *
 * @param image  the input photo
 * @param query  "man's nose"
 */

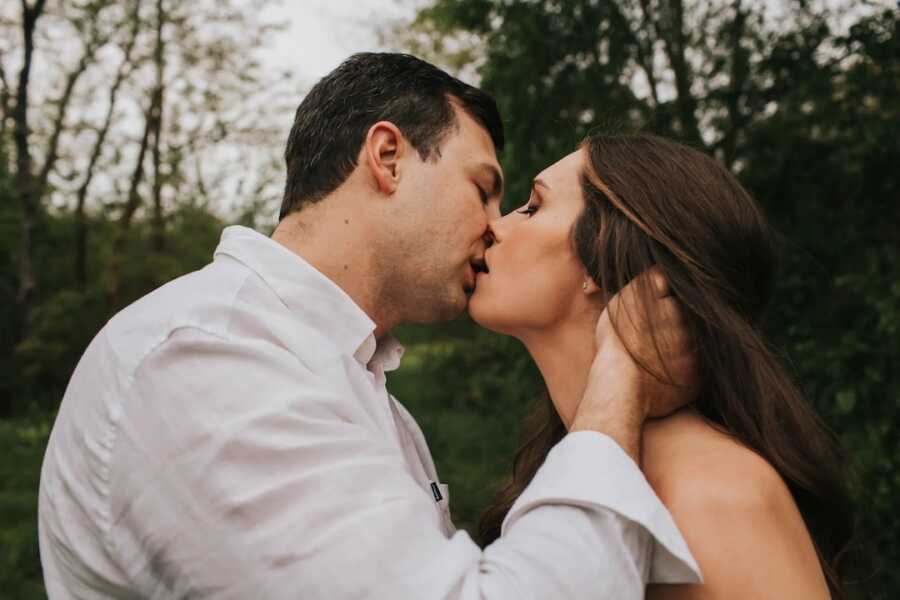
xmin=487 ymin=211 xmax=511 ymax=244
xmin=482 ymin=220 xmax=498 ymax=247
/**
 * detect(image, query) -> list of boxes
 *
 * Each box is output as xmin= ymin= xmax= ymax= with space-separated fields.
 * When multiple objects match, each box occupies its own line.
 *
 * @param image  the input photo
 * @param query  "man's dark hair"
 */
xmin=279 ymin=52 xmax=505 ymax=219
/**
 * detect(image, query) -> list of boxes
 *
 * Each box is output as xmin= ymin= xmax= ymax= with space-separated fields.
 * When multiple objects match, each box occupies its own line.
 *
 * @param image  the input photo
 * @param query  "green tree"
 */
xmin=0 ymin=0 xmax=290 ymax=414
xmin=398 ymin=1 xmax=898 ymax=595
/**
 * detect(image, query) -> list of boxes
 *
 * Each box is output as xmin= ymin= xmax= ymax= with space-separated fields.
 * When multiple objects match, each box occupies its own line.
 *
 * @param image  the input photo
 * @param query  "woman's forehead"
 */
xmin=536 ymin=149 xmax=585 ymax=193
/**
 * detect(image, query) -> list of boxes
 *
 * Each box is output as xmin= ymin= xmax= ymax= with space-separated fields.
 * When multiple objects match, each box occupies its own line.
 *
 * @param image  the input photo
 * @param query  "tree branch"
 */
xmin=37 ymin=48 xmax=92 ymax=195
xmin=658 ymin=0 xmax=703 ymax=144
xmin=74 ymin=0 xmax=142 ymax=285
xmin=105 ymin=93 xmax=155 ymax=307
xmin=634 ymin=0 xmax=661 ymax=107
xmin=0 ymin=55 xmax=10 ymax=142
xmin=118 ymin=98 xmax=155 ymax=233
xmin=38 ymin=2 xmax=119 ymax=196
xmin=150 ymin=0 xmax=166 ymax=253
xmin=721 ymin=0 xmax=750 ymax=169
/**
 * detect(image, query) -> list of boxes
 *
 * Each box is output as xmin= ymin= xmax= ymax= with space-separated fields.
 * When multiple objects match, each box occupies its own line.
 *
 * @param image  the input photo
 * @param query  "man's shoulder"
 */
xmin=101 ymin=258 xmax=289 ymax=373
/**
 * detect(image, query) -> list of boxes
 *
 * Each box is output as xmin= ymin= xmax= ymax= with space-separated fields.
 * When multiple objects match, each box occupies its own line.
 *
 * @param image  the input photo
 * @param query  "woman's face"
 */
xmin=469 ymin=149 xmax=590 ymax=336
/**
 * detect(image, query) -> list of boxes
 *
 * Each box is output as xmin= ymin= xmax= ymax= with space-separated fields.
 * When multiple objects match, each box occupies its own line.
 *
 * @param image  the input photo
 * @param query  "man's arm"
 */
xmin=571 ymin=268 xmax=698 ymax=462
xmin=108 ymin=325 xmax=698 ymax=599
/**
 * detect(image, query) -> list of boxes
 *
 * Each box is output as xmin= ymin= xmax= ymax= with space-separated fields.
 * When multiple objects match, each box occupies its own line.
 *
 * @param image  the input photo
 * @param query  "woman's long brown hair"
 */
xmin=478 ymin=133 xmax=855 ymax=598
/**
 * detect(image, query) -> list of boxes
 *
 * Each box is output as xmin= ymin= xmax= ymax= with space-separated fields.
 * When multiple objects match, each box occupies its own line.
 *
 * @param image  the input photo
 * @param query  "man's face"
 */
xmin=383 ymin=102 xmax=503 ymax=323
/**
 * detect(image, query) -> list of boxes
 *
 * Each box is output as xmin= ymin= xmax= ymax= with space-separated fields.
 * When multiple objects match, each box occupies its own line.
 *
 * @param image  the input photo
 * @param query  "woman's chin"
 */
xmin=468 ymin=289 xmax=515 ymax=335
xmin=467 ymin=288 xmax=496 ymax=328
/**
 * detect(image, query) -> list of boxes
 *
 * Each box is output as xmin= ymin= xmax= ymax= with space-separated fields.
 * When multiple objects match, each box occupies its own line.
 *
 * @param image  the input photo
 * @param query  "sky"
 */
xmin=253 ymin=0 xmax=887 ymax=92
xmin=258 ymin=0 xmax=424 ymax=87
xmin=7 ymin=0 xmax=889 ymax=219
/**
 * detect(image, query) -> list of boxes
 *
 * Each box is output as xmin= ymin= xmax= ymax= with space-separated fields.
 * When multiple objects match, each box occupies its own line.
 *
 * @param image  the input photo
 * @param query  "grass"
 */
xmin=0 ymin=417 xmax=51 ymax=599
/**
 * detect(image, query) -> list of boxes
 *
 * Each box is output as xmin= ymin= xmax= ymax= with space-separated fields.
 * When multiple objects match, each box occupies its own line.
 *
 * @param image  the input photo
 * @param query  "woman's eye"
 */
xmin=517 ymin=204 xmax=538 ymax=216
xmin=478 ymin=186 xmax=489 ymax=204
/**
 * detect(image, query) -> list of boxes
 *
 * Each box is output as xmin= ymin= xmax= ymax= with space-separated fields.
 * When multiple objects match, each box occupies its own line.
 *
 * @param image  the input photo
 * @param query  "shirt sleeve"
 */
xmin=108 ymin=327 xmax=700 ymax=599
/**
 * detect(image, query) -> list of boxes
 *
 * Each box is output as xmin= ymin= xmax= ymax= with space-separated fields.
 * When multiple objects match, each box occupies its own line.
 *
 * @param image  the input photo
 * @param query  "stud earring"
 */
xmin=582 ymin=281 xmax=588 ymax=291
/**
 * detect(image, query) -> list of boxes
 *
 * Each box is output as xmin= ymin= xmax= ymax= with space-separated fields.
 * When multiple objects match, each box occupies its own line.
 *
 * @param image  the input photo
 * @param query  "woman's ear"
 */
xmin=364 ymin=121 xmax=405 ymax=195
xmin=582 ymin=277 xmax=602 ymax=296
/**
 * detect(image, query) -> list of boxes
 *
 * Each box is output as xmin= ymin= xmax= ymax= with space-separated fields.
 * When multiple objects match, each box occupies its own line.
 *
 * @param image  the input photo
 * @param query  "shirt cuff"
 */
xmin=500 ymin=430 xmax=702 ymax=584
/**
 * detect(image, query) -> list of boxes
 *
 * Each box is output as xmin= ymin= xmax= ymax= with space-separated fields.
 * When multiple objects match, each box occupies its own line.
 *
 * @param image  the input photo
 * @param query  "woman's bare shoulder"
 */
xmin=642 ymin=408 xmax=783 ymax=503
xmin=642 ymin=408 xmax=830 ymax=599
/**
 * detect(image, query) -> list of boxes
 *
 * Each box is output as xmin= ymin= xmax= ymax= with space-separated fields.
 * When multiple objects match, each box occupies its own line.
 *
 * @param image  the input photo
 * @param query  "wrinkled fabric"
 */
xmin=38 ymin=225 xmax=700 ymax=599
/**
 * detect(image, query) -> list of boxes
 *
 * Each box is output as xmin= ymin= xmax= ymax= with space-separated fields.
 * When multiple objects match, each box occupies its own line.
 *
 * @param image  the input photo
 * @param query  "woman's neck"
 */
xmin=520 ymin=317 xmax=599 ymax=429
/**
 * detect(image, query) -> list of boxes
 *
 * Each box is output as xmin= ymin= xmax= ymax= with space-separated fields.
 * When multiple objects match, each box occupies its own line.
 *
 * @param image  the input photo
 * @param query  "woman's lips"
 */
xmin=466 ymin=265 xmax=477 ymax=290
xmin=467 ymin=255 xmax=490 ymax=293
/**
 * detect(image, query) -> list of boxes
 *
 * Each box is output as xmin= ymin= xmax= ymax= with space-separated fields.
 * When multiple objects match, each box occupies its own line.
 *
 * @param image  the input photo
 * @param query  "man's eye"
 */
xmin=517 ymin=204 xmax=538 ymax=216
xmin=478 ymin=186 xmax=489 ymax=204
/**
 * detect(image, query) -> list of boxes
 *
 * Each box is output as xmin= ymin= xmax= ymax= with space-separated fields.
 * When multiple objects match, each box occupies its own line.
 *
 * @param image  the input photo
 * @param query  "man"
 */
xmin=38 ymin=53 xmax=700 ymax=598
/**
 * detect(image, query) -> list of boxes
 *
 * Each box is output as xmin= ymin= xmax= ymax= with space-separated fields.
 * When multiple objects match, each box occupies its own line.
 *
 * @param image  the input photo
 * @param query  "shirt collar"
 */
xmin=368 ymin=334 xmax=405 ymax=372
xmin=214 ymin=226 xmax=403 ymax=370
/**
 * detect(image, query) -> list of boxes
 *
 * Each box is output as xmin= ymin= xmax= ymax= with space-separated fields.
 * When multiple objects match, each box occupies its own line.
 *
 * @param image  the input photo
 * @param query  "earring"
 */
xmin=582 ymin=281 xmax=588 ymax=291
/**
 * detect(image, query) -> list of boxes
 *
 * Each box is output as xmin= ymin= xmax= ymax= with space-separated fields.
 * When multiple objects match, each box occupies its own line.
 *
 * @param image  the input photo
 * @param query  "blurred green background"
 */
xmin=2 ymin=0 xmax=897 ymax=598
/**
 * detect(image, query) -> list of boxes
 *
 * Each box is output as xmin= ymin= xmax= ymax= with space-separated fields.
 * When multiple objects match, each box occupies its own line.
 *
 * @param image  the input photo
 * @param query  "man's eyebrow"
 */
xmin=478 ymin=163 xmax=504 ymax=197
xmin=533 ymin=178 xmax=550 ymax=191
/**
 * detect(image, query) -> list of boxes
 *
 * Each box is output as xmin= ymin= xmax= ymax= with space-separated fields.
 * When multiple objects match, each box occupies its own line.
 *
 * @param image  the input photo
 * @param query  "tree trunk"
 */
xmin=75 ymin=0 xmax=142 ymax=287
xmin=721 ymin=0 xmax=749 ymax=169
xmin=150 ymin=121 xmax=165 ymax=252
xmin=106 ymin=97 xmax=155 ymax=308
xmin=37 ymin=44 xmax=97 ymax=198
xmin=12 ymin=0 xmax=48 ymax=343
xmin=634 ymin=0 xmax=662 ymax=107
xmin=659 ymin=0 xmax=704 ymax=145
xmin=106 ymin=0 xmax=166 ymax=308
xmin=0 ymin=61 xmax=10 ymax=143
xmin=150 ymin=0 xmax=166 ymax=254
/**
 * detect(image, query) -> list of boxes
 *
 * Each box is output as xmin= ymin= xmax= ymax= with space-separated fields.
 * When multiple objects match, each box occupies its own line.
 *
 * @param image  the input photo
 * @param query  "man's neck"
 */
xmin=520 ymin=316 xmax=600 ymax=430
xmin=271 ymin=202 xmax=398 ymax=338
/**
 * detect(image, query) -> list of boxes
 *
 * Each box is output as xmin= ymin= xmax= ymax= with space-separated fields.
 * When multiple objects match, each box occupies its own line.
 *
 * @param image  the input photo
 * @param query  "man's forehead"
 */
xmin=444 ymin=101 xmax=504 ymax=191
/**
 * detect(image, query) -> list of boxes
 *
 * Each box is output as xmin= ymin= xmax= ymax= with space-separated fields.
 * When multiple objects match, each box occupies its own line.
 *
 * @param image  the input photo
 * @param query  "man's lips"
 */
xmin=465 ymin=255 xmax=490 ymax=293
xmin=466 ymin=265 xmax=477 ymax=290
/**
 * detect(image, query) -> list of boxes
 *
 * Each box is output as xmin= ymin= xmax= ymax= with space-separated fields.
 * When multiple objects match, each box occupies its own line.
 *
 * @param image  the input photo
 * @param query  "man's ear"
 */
xmin=364 ymin=121 xmax=405 ymax=195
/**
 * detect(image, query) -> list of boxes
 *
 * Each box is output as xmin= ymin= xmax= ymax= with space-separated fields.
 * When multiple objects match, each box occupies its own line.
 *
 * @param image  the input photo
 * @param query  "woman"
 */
xmin=468 ymin=133 xmax=854 ymax=598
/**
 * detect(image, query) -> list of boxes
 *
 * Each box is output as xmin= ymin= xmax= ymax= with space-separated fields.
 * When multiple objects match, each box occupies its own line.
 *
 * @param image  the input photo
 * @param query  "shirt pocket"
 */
xmin=436 ymin=483 xmax=455 ymax=537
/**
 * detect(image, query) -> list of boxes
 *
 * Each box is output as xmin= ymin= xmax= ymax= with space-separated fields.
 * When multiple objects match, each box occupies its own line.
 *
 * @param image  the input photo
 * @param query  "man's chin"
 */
xmin=407 ymin=290 xmax=468 ymax=324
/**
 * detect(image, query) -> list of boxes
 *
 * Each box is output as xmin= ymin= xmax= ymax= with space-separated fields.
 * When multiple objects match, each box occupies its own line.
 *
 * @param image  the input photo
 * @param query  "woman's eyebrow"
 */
xmin=532 ymin=178 xmax=552 ymax=199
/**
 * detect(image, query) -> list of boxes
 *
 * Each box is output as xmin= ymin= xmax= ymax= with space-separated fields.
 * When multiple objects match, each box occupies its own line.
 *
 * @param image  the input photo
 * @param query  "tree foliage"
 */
xmin=396 ymin=1 xmax=899 ymax=596
xmin=0 ymin=0 xmax=291 ymax=415
xmin=0 ymin=0 xmax=896 ymax=597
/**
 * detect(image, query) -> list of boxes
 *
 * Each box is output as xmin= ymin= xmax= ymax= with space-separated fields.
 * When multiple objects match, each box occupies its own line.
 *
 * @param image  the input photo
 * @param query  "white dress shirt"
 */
xmin=38 ymin=225 xmax=700 ymax=599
